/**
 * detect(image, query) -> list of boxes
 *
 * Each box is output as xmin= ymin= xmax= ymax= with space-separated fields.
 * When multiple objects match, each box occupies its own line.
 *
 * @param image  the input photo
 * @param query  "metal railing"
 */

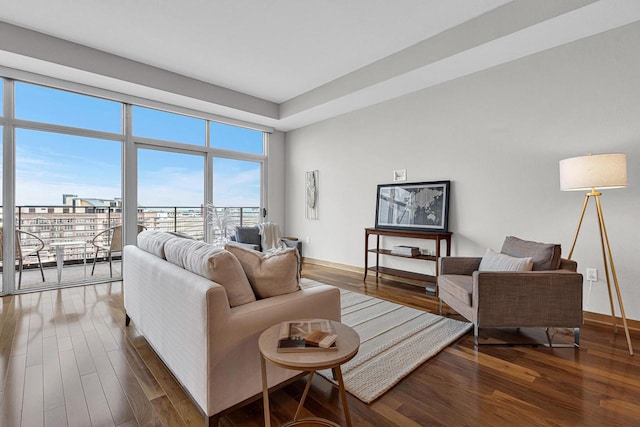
xmin=1 ymin=205 xmax=261 ymax=269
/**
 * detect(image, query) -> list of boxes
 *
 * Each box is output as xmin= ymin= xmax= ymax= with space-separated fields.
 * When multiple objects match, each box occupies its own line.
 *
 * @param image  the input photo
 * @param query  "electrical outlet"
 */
xmin=586 ymin=268 xmax=598 ymax=281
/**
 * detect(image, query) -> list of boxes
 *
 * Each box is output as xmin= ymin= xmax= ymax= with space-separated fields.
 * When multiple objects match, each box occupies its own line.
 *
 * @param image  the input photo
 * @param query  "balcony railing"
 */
xmin=2 ymin=205 xmax=261 ymax=269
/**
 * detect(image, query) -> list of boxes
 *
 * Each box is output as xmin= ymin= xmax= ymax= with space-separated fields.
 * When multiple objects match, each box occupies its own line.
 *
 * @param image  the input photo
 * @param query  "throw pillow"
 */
xmin=478 ymin=248 xmax=533 ymax=272
xmin=164 ymin=238 xmax=255 ymax=307
xmin=206 ymin=251 xmax=256 ymax=307
xmin=225 ymin=242 xmax=300 ymax=299
xmin=501 ymin=236 xmax=561 ymax=271
xmin=137 ymin=230 xmax=179 ymax=259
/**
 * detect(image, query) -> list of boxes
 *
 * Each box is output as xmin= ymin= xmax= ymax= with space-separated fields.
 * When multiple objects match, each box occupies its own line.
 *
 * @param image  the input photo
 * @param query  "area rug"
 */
xmin=300 ymin=278 xmax=472 ymax=403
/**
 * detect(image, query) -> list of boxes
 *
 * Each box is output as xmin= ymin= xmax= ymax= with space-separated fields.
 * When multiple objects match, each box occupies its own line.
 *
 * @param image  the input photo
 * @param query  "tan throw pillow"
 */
xmin=164 ymin=238 xmax=255 ymax=307
xmin=207 ymin=251 xmax=256 ymax=307
xmin=225 ymin=243 xmax=300 ymax=299
xmin=478 ymin=248 xmax=533 ymax=272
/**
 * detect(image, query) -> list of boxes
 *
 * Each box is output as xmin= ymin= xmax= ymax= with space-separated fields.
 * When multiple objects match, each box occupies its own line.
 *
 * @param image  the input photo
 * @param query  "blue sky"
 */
xmin=8 ymin=82 xmax=262 ymax=207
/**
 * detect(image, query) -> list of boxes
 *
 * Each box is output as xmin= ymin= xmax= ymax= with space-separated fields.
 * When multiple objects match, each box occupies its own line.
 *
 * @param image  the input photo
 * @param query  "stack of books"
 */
xmin=277 ymin=319 xmax=338 ymax=352
xmin=390 ymin=245 xmax=421 ymax=256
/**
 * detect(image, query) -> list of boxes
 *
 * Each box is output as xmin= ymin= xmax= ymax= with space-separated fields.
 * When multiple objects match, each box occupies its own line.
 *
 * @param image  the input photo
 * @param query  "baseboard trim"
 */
xmin=302 ymin=257 xmax=362 ymax=274
xmin=583 ymin=311 xmax=640 ymax=334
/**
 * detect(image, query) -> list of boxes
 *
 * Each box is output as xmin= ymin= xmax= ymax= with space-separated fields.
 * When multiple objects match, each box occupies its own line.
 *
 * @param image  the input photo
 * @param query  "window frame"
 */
xmin=0 ymin=75 xmax=270 ymax=295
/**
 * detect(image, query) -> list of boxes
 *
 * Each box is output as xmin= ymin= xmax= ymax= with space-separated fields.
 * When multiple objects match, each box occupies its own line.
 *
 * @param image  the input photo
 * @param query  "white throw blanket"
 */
xmin=257 ymin=222 xmax=285 ymax=252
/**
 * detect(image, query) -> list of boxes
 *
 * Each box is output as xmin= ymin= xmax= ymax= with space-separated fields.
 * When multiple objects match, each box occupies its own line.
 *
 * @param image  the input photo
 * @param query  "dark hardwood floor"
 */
xmin=1 ymin=263 xmax=639 ymax=427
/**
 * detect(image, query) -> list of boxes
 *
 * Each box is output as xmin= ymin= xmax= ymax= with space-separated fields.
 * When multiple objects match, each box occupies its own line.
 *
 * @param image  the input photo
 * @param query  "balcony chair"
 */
xmin=90 ymin=224 xmax=146 ymax=277
xmin=437 ymin=236 xmax=583 ymax=347
xmin=0 ymin=227 xmax=46 ymax=290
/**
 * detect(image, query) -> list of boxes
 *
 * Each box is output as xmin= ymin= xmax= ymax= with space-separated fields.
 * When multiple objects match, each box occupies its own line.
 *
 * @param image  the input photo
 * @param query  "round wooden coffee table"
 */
xmin=259 ymin=320 xmax=360 ymax=427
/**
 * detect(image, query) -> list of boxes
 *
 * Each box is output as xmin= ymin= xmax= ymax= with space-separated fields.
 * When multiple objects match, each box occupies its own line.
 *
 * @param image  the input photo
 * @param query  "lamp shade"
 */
xmin=559 ymin=153 xmax=627 ymax=191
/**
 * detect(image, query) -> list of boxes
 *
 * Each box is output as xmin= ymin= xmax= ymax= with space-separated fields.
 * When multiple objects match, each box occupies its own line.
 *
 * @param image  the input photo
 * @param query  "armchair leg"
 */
xmin=545 ymin=328 xmax=553 ymax=348
xmin=574 ymin=328 xmax=580 ymax=348
xmin=474 ymin=324 xmax=479 ymax=347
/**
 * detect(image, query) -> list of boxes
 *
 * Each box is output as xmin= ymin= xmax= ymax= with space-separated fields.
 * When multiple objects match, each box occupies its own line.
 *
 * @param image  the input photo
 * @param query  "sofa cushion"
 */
xmin=479 ymin=248 xmax=533 ymax=272
xmin=235 ymin=227 xmax=261 ymax=247
xmin=165 ymin=238 xmax=255 ymax=307
xmin=137 ymin=230 xmax=179 ymax=259
xmin=438 ymin=274 xmax=473 ymax=306
xmin=225 ymin=243 xmax=300 ymax=299
xmin=501 ymin=236 xmax=561 ymax=271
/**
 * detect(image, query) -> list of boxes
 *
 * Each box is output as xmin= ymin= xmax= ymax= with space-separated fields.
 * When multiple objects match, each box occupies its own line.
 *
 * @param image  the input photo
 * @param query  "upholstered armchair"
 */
xmin=438 ymin=236 xmax=583 ymax=347
xmin=230 ymin=225 xmax=303 ymax=271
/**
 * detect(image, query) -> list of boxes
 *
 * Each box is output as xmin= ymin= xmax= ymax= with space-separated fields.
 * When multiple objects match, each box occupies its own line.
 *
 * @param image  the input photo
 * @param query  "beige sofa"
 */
xmin=438 ymin=236 xmax=583 ymax=347
xmin=123 ymin=231 xmax=341 ymax=426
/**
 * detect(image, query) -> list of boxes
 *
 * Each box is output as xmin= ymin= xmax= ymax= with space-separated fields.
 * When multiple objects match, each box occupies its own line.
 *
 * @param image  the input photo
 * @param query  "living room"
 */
xmin=1 ymin=1 xmax=640 ymax=426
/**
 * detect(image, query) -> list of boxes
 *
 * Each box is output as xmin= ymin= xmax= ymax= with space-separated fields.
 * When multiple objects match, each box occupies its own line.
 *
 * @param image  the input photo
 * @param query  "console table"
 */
xmin=364 ymin=228 xmax=452 ymax=295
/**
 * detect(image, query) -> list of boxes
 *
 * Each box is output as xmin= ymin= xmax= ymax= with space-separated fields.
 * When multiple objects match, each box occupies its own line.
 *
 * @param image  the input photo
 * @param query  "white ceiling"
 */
xmin=1 ymin=0 xmax=640 ymax=131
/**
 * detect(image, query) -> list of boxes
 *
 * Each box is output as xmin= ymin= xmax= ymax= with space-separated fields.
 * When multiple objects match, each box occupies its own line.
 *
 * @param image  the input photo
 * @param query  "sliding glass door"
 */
xmin=137 ymin=148 xmax=205 ymax=239
xmin=1 ymin=77 xmax=268 ymax=294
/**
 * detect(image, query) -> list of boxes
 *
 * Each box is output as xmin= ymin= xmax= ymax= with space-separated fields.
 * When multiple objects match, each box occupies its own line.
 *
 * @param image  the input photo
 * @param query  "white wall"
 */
xmin=285 ymin=23 xmax=640 ymax=320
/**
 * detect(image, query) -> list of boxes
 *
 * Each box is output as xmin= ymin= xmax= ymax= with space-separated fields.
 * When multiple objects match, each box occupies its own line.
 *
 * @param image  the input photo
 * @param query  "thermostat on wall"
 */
xmin=393 ymin=169 xmax=407 ymax=182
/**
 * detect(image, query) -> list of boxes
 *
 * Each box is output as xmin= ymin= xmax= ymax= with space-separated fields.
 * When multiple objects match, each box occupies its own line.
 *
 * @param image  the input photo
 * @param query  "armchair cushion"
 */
xmin=438 ymin=274 xmax=473 ymax=306
xmin=501 ymin=236 xmax=561 ymax=271
xmin=478 ymin=249 xmax=533 ymax=272
xmin=225 ymin=243 xmax=300 ymax=299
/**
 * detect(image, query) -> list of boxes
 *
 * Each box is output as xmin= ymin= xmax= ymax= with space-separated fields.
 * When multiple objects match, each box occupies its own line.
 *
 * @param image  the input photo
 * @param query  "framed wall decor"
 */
xmin=375 ymin=180 xmax=450 ymax=232
xmin=305 ymin=170 xmax=319 ymax=219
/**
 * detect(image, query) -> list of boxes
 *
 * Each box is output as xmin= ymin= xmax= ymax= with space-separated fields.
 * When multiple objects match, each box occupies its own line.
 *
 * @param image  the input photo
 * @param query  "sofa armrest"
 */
xmin=440 ymin=257 xmax=482 ymax=276
xmin=472 ymin=271 xmax=583 ymax=328
xmin=205 ymin=284 xmax=341 ymax=414
xmin=559 ymin=258 xmax=577 ymax=272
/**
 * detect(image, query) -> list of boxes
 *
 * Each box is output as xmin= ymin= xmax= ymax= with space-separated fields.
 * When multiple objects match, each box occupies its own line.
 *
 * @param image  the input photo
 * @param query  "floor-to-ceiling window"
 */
xmin=0 ymin=79 xmax=4 ymax=293
xmin=0 ymin=77 xmax=269 ymax=295
xmin=12 ymin=83 xmax=123 ymax=291
xmin=138 ymin=148 xmax=205 ymax=238
xmin=210 ymin=122 xmax=264 ymax=242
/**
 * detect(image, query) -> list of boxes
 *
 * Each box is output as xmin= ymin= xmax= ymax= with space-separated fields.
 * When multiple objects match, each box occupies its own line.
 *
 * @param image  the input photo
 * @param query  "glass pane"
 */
xmin=15 ymin=82 xmax=121 ymax=133
xmin=0 ymin=80 xmax=3 ymax=114
xmin=0 ymin=126 xmax=3 ymax=292
xmin=210 ymin=158 xmax=261 ymax=243
xmin=138 ymin=149 xmax=205 ymax=239
xmin=133 ymin=106 xmax=205 ymax=146
xmin=210 ymin=122 xmax=263 ymax=154
xmin=15 ymin=129 xmax=122 ymax=289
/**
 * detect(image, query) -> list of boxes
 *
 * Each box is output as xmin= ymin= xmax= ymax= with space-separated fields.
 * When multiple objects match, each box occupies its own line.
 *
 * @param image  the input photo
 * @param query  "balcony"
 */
xmin=1 ymin=205 xmax=260 ymax=291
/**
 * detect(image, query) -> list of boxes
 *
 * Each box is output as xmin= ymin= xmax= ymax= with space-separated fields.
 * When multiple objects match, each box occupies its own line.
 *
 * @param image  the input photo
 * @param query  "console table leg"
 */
xmin=334 ymin=366 xmax=352 ymax=427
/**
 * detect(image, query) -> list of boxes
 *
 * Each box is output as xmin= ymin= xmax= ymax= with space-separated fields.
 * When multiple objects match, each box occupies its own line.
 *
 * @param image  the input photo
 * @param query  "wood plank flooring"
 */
xmin=1 ymin=263 xmax=639 ymax=426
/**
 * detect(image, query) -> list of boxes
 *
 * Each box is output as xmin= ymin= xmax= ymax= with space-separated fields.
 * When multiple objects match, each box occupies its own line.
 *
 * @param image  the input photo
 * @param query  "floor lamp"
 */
xmin=559 ymin=153 xmax=633 ymax=356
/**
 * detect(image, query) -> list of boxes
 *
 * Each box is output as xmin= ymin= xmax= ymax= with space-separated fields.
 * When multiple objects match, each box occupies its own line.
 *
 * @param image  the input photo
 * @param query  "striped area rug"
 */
xmin=300 ymin=278 xmax=472 ymax=403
